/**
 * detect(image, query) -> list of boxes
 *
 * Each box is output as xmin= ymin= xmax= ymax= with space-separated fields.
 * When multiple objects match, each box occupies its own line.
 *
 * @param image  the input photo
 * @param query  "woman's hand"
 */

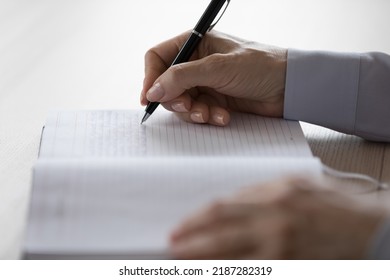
xmin=141 ymin=31 xmax=287 ymax=126
xmin=170 ymin=177 xmax=385 ymax=259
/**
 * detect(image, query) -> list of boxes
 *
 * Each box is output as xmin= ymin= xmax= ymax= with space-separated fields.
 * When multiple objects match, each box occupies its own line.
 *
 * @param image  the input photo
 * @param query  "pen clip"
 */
xmin=208 ymin=0 xmax=230 ymax=32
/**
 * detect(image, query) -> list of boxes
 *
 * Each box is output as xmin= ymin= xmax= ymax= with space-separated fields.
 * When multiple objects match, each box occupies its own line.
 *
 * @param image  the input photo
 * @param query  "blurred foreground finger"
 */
xmin=171 ymin=224 xmax=254 ymax=259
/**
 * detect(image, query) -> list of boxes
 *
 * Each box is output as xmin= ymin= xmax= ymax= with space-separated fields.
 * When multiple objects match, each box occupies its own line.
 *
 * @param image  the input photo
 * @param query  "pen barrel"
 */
xmin=171 ymin=33 xmax=202 ymax=66
xmin=145 ymin=101 xmax=160 ymax=115
xmin=194 ymin=0 xmax=227 ymax=34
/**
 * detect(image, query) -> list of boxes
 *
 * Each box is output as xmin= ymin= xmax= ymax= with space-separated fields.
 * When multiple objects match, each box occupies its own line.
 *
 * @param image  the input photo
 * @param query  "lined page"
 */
xmin=39 ymin=110 xmax=312 ymax=158
xmin=40 ymin=110 xmax=146 ymax=158
xmin=26 ymin=157 xmax=322 ymax=255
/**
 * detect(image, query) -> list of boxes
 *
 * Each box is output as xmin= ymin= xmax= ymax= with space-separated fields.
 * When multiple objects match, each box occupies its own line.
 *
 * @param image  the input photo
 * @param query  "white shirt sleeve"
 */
xmin=284 ymin=49 xmax=390 ymax=259
xmin=284 ymin=49 xmax=390 ymax=142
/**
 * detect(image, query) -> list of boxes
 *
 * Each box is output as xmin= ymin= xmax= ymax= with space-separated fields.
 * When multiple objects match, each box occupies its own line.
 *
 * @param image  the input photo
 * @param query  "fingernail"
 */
xmin=146 ymin=83 xmax=164 ymax=101
xmin=171 ymin=102 xmax=188 ymax=113
xmin=191 ymin=112 xmax=205 ymax=123
xmin=213 ymin=113 xmax=225 ymax=125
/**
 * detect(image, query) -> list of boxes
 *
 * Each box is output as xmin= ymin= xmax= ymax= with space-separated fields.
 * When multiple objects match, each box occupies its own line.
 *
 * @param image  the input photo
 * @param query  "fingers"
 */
xmin=141 ymin=32 xmax=193 ymax=106
xmin=141 ymin=36 xmax=233 ymax=127
xmin=161 ymin=92 xmax=231 ymax=126
xmin=171 ymin=201 xmax=260 ymax=242
xmin=171 ymin=177 xmax=316 ymax=240
xmin=170 ymin=202 xmax=260 ymax=259
xmin=171 ymin=223 xmax=254 ymax=259
xmin=160 ymin=91 xmax=193 ymax=114
xmin=172 ymin=104 xmax=230 ymax=126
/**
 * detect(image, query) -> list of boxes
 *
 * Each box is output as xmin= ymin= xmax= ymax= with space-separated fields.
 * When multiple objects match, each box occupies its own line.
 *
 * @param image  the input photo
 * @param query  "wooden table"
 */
xmin=1 ymin=0 xmax=389 ymax=259
xmin=302 ymin=123 xmax=390 ymax=201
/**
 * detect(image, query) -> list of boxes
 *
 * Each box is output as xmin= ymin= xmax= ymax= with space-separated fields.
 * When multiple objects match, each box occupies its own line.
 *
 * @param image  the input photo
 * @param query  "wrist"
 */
xmin=265 ymin=47 xmax=287 ymax=117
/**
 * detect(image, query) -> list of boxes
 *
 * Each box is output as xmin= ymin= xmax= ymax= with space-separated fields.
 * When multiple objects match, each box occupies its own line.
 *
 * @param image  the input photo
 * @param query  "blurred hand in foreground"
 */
xmin=170 ymin=177 xmax=386 ymax=259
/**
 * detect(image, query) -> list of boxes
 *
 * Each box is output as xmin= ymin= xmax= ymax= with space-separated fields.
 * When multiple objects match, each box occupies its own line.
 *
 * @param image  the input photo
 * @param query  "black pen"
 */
xmin=141 ymin=0 xmax=230 ymax=124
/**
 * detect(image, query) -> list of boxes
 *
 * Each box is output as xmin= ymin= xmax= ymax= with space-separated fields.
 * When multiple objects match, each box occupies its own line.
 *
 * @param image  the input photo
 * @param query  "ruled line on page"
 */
xmin=40 ymin=110 xmax=312 ymax=158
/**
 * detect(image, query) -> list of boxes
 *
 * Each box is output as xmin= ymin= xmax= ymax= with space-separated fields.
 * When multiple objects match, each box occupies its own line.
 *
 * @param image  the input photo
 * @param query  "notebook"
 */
xmin=24 ymin=110 xmax=322 ymax=259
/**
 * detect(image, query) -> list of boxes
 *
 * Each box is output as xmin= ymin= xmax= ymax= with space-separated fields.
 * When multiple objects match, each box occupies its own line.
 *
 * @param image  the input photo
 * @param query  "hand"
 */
xmin=169 ymin=177 xmax=386 ymax=259
xmin=140 ymin=31 xmax=287 ymax=126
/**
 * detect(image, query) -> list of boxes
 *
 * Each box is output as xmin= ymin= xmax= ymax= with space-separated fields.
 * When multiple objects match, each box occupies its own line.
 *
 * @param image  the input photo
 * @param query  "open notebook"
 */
xmin=24 ymin=110 xmax=322 ymax=259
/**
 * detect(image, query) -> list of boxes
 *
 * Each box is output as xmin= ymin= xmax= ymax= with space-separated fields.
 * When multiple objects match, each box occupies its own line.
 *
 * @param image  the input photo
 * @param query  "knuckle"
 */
xmin=204 ymin=53 xmax=230 ymax=70
xmin=207 ymin=53 xmax=227 ymax=63
xmin=201 ymin=54 xmax=234 ymax=87
xmin=144 ymin=48 xmax=156 ymax=61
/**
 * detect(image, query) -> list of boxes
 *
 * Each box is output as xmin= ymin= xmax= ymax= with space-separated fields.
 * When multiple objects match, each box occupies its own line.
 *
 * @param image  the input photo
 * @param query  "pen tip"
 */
xmin=141 ymin=113 xmax=151 ymax=125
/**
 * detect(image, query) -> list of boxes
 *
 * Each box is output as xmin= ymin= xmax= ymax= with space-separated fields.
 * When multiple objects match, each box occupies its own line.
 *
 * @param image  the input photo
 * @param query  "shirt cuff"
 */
xmin=284 ymin=49 xmax=361 ymax=135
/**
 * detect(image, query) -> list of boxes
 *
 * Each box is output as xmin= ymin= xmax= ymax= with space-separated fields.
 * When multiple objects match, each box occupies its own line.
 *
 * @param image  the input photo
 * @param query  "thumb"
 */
xmin=146 ymin=54 xmax=228 ymax=103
